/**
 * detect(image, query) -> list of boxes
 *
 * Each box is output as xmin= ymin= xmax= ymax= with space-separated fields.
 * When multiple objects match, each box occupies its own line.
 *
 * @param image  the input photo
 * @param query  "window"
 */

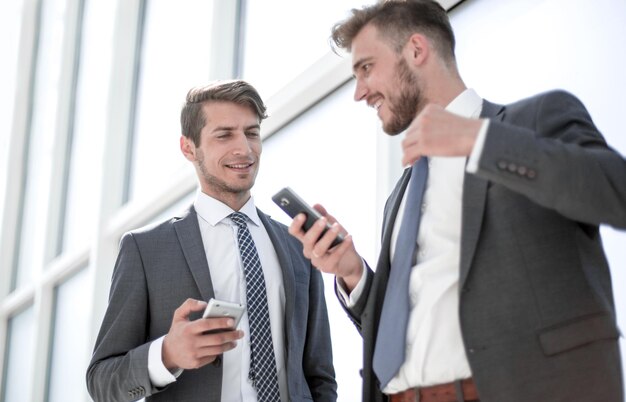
xmin=241 ymin=0 xmax=376 ymax=98
xmin=127 ymin=0 xmax=215 ymax=203
xmin=46 ymin=269 xmax=90 ymax=402
xmin=1 ymin=306 xmax=35 ymax=402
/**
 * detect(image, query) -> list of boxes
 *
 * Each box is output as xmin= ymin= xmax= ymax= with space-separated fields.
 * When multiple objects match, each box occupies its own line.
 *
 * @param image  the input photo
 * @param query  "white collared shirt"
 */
xmin=148 ymin=191 xmax=287 ymax=402
xmin=338 ymin=88 xmax=489 ymax=392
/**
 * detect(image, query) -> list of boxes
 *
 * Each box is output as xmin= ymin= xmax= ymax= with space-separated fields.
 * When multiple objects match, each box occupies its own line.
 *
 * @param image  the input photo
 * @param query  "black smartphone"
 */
xmin=272 ymin=187 xmax=344 ymax=248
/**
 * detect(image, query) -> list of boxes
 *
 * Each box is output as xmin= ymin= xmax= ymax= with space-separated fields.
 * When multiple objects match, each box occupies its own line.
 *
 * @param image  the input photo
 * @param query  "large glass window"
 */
xmin=1 ymin=306 xmax=35 ymax=402
xmin=0 ymin=0 xmax=24 ymax=225
xmin=253 ymin=81 xmax=379 ymax=401
xmin=241 ymin=0 xmax=376 ymax=99
xmin=127 ymin=0 xmax=215 ymax=203
xmin=46 ymin=268 xmax=90 ymax=402
xmin=13 ymin=0 xmax=71 ymax=289
xmin=61 ymin=0 xmax=117 ymax=253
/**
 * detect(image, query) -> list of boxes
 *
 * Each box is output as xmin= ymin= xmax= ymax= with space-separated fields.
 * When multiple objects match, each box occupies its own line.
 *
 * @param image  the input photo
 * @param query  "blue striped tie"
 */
xmin=372 ymin=157 xmax=429 ymax=389
xmin=230 ymin=212 xmax=280 ymax=402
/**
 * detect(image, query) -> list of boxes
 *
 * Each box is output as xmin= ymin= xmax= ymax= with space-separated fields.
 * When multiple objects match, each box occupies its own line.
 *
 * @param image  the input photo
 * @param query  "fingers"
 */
xmin=173 ymin=298 xmax=208 ymax=322
xmin=163 ymin=315 xmax=244 ymax=370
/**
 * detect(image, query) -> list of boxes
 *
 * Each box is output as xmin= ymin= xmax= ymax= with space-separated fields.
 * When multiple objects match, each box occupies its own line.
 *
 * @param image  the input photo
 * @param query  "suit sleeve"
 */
xmin=86 ymin=233 xmax=164 ymax=401
xmin=475 ymin=90 xmax=626 ymax=229
xmin=302 ymin=266 xmax=338 ymax=401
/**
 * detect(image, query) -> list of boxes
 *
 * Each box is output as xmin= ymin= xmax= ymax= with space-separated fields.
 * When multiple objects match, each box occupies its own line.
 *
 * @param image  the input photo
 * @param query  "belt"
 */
xmin=388 ymin=378 xmax=479 ymax=402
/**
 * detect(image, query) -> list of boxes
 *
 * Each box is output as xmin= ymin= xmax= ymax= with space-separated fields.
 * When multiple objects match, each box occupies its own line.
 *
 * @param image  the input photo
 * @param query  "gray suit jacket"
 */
xmin=87 ymin=206 xmax=337 ymax=402
xmin=343 ymin=90 xmax=626 ymax=402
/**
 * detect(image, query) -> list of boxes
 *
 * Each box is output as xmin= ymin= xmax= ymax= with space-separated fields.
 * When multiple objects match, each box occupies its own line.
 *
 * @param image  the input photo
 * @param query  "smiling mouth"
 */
xmin=367 ymin=96 xmax=383 ymax=112
xmin=226 ymin=161 xmax=254 ymax=170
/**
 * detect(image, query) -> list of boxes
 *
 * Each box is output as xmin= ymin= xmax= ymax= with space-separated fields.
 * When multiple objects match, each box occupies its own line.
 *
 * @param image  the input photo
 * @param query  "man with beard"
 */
xmin=287 ymin=1 xmax=626 ymax=402
xmin=87 ymin=80 xmax=337 ymax=402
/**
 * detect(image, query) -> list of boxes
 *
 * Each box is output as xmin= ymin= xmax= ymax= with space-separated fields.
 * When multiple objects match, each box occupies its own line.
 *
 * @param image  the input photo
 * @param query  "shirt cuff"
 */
xmin=148 ymin=336 xmax=183 ymax=388
xmin=466 ymin=119 xmax=490 ymax=173
xmin=336 ymin=259 xmax=367 ymax=308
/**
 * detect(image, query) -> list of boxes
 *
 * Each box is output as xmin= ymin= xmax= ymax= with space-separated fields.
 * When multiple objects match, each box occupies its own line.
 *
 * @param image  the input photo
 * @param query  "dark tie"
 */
xmin=372 ymin=157 xmax=429 ymax=389
xmin=229 ymin=212 xmax=280 ymax=402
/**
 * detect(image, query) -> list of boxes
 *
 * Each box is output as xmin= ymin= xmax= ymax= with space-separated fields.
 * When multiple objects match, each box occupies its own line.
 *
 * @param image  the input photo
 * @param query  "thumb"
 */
xmin=173 ymin=298 xmax=207 ymax=322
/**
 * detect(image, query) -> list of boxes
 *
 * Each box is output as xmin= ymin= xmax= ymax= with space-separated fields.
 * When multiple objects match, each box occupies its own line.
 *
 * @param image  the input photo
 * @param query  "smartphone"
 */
xmin=202 ymin=298 xmax=245 ymax=332
xmin=272 ymin=187 xmax=344 ymax=248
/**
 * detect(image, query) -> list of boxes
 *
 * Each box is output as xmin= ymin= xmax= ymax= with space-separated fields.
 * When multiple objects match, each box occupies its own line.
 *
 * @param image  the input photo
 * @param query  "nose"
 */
xmin=353 ymin=78 xmax=368 ymax=102
xmin=232 ymin=132 xmax=252 ymax=155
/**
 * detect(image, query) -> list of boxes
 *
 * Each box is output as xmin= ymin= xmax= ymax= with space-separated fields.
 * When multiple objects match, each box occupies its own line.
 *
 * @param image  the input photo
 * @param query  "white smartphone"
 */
xmin=202 ymin=298 xmax=245 ymax=332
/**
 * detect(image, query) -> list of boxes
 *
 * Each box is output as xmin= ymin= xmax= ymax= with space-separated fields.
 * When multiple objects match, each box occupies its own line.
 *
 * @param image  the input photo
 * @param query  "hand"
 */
xmin=288 ymin=204 xmax=363 ymax=292
xmin=162 ymin=299 xmax=244 ymax=370
xmin=402 ymin=104 xmax=484 ymax=166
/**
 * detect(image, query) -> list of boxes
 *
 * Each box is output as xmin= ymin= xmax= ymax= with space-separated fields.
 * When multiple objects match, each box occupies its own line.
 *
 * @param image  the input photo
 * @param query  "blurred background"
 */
xmin=0 ymin=0 xmax=625 ymax=401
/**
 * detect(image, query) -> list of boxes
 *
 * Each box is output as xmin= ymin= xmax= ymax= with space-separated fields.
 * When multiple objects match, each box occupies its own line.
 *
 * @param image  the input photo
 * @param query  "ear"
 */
xmin=405 ymin=33 xmax=430 ymax=66
xmin=180 ymin=135 xmax=196 ymax=161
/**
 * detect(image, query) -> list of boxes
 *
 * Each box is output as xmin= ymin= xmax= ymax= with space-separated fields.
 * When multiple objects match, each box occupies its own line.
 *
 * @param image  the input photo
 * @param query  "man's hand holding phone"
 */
xmin=162 ymin=298 xmax=244 ymax=371
xmin=275 ymin=188 xmax=364 ymax=292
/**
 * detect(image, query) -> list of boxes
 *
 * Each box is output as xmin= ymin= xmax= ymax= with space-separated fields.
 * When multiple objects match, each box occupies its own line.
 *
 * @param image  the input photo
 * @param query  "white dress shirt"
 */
xmin=338 ymin=89 xmax=490 ymax=392
xmin=148 ymin=191 xmax=288 ymax=402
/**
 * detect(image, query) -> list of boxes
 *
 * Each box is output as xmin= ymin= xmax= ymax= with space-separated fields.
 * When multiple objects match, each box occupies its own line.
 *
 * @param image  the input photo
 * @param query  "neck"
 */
xmin=424 ymin=61 xmax=467 ymax=107
xmin=202 ymin=187 xmax=251 ymax=211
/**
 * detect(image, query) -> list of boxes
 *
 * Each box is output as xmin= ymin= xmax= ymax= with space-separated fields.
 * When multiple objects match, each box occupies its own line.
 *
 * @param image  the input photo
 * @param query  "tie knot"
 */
xmin=229 ymin=212 xmax=248 ymax=227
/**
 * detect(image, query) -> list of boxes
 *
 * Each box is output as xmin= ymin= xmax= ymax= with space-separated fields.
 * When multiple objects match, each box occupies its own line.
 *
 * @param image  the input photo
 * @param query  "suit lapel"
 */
xmin=257 ymin=209 xmax=296 ymax=341
xmin=459 ymin=100 xmax=505 ymax=287
xmin=379 ymin=167 xmax=412 ymax=271
xmin=173 ymin=206 xmax=215 ymax=301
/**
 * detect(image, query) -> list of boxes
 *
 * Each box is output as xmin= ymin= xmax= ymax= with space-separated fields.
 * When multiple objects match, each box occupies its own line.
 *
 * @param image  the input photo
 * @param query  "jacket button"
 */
xmin=212 ymin=355 xmax=222 ymax=367
xmin=527 ymin=169 xmax=537 ymax=179
xmin=497 ymin=160 xmax=507 ymax=170
xmin=507 ymin=163 xmax=517 ymax=172
xmin=468 ymin=348 xmax=475 ymax=354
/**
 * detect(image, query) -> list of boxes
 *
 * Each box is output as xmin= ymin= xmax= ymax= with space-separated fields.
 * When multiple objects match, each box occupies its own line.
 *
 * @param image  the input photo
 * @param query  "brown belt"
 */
xmin=388 ymin=378 xmax=479 ymax=402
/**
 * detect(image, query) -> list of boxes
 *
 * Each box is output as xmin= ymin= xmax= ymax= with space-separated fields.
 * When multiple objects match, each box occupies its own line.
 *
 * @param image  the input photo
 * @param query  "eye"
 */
xmin=246 ymin=131 xmax=260 ymax=138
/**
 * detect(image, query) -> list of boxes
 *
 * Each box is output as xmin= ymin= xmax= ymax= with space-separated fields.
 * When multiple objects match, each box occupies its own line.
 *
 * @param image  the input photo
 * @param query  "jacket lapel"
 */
xmin=379 ymin=167 xmax=412 ymax=272
xmin=459 ymin=100 xmax=505 ymax=287
xmin=173 ymin=206 xmax=215 ymax=301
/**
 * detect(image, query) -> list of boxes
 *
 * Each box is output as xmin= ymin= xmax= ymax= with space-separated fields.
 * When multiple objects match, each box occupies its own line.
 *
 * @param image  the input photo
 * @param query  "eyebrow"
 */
xmin=211 ymin=123 xmax=261 ymax=133
xmin=352 ymin=57 xmax=373 ymax=74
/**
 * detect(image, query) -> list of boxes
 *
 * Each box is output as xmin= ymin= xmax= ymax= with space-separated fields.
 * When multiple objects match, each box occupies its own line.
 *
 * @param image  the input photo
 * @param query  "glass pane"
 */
xmin=14 ymin=0 xmax=71 ymax=289
xmin=46 ymin=268 xmax=90 ymax=402
xmin=241 ymin=0 xmax=376 ymax=99
xmin=127 ymin=0 xmax=214 ymax=203
xmin=0 ymin=0 xmax=24 ymax=223
xmin=1 ymin=306 xmax=35 ymax=402
xmin=148 ymin=190 xmax=195 ymax=225
xmin=252 ymin=81 xmax=378 ymax=402
xmin=61 ymin=0 xmax=117 ymax=253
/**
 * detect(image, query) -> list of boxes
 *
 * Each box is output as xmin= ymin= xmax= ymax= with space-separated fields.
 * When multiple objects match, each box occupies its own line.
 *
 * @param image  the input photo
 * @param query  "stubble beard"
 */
xmin=384 ymin=57 xmax=425 ymax=135
xmin=195 ymin=149 xmax=256 ymax=197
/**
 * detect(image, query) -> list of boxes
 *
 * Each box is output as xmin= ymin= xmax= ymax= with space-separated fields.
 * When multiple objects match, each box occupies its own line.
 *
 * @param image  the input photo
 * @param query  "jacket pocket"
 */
xmin=538 ymin=312 xmax=620 ymax=356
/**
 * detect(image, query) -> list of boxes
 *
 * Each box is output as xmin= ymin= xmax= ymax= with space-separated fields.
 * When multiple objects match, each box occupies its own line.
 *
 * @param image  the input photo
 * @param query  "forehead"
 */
xmin=201 ymin=101 xmax=259 ymax=126
xmin=351 ymin=24 xmax=395 ymax=68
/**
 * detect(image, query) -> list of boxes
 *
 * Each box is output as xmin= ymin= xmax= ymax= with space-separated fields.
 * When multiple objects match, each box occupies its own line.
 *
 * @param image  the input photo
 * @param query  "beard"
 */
xmin=195 ymin=148 xmax=256 ymax=196
xmin=383 ymin=57 xmax=425 ymax=135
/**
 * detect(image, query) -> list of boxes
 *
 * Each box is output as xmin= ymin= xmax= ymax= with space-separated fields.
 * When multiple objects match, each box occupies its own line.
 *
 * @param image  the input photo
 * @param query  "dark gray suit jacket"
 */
xmin=343 ymin=90 xmax=626 ymax=402
xmin=87 ymin=206 xmax=337 ymax=402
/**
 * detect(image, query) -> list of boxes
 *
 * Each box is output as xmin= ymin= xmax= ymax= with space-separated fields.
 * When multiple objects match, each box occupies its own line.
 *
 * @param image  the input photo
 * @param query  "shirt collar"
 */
xmin=193 ymin=189 xmax=261 ymax=227
xmin=445 ymin=88 xmax=483 ymax=118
